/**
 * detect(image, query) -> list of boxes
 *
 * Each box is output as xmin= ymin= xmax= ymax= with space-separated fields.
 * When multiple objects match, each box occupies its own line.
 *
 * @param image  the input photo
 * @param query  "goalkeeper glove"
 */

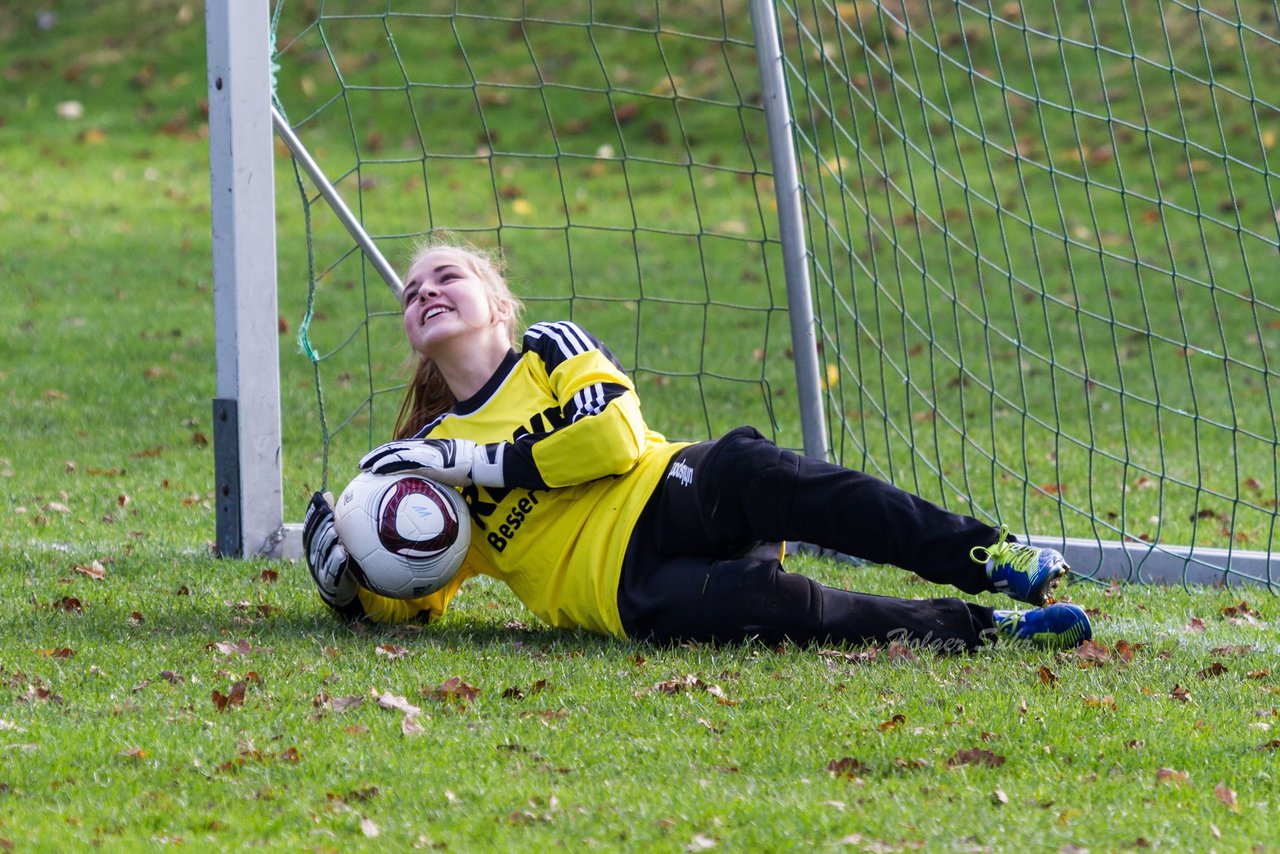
xmin=301 ymin=492 xmax=360 ymax=614
xmin=358 ymin=438 xmax=506 ymax=487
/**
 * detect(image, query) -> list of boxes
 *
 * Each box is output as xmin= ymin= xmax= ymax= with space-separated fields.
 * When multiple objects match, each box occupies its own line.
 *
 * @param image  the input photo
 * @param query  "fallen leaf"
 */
xmin=1210 ymin=644 xmax=1254 ymax=657
xmin=207 ymin=639 xmax=264 ymax=656
xmin=946 ymin=748 xmax=1006 ymax=768
xmin=827 ymin=757 xmax=867 ymax=778
xmin=1083 ymin=694 xmax=1117 ymax=712
xmin=1075 ymin=640 xmax=1111 ymax=666
xmin=686 ymin=833 xmax=718 ymax=851
xmin=1156 ymin=767 xmax=1189 ymax=784
xmin=1214 ymin=783 xmax=1239 ymax=812
xmin=696 ymin=717 xmax=722 ymax=734
xmin=652 ymin=674 xmax=708 ymax=695
xmin=879 ymin=713 xmax=907 ymax=732
xmin=992 ymin=786 xmax=1009 ymax=806
xmin=328 ymin=695 xmax=365 ymax=713
xmin=373 ymin=688 xmax=421 ymax=717
xmin=72 ymin=560 xmax=107 ymax=580
xmin=37 ymin=647 xmax=75 ymax=659
xmin=1198 ymin=662 xmax=1229 ymax=680
xmin=374 ymin=643 xmax=409 ymax=660
xmin=1170 ymin=684 xmax=1192 ymax=703
xmin=402 ymin=714 xmax=424 ymax=737
xmin=424 ymin=676 xmax=481 ymax=704
xmin=211 ymin=681 xmax=247 ymax=712
xmin=53 ymin=596 xmax=83 ymax=613
xmin=1037 ymin=665 xmax=1059 ymax=686
xmin=1185 ymin=617 xmax=1206 ymax=633
xmin=885 ymin=641 xmax=917 ymax=663
xmin=360 ymin=817 xmax=379 ymax=838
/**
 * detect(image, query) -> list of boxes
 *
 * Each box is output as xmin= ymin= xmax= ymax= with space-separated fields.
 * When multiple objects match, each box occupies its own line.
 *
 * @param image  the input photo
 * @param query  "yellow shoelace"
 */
xmin=968 ymin=524 xmax=1034 ymax=570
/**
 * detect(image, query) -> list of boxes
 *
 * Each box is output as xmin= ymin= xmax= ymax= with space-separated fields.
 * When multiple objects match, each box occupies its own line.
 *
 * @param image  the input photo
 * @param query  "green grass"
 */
xmin=2 ymin=3 xmax=1279 ymax=851
xmin=1 ymin=551 xmax=1278 ymax=851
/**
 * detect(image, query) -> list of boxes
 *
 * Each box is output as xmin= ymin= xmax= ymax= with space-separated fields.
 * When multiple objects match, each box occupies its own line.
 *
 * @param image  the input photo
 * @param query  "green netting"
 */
xmin=781 ymin=0 xmax=1279 ymax=581
xmin=270 ymin=1 xmax=1279 ymax=584
xmin=270 ymin=1 xmax=798 ymax=505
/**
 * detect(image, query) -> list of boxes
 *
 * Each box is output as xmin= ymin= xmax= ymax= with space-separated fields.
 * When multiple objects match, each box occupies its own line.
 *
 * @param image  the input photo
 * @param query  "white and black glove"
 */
xmin=301 ymin=492 xmax=361 ymax=616
xmin=358 ymin=438 xmax=506 ymax=488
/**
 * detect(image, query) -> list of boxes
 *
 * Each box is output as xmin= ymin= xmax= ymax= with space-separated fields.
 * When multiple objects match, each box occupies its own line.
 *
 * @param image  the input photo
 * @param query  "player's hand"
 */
xmin=302 ymin=492 xmax=359 ymax=610
xmin=358 ymin=438 xmax=506 ymax=487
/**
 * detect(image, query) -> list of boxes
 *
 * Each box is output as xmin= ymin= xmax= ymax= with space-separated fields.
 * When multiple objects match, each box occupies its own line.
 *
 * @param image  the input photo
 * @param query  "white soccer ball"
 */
xmin=332 ymin=471 xmax=471 ymax=599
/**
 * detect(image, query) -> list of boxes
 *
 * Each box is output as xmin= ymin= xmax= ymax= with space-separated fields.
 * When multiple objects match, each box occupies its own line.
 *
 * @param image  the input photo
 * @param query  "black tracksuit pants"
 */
xmin=617 ymin=427 xmax=1002 ymax=651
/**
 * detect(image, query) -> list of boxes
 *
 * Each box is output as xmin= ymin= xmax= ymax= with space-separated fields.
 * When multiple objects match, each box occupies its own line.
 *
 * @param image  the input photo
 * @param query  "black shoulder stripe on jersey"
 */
xmin=523 ymin=320 xmax=625 ymax=374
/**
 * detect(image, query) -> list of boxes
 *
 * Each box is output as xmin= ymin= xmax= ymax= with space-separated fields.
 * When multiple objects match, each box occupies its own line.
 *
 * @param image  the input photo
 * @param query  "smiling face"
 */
xmin=400 ymin=247 xmax=515 ymax=360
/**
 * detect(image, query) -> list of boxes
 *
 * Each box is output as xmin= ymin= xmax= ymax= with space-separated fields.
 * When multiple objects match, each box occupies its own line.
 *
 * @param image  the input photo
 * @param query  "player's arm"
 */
xmin=502 ymin=320 xmax=647 ymax=489
xmin=360 ymin=321 xmax=647 ymax=490
xmin=302 ymin=492 xmax=466 ymax=624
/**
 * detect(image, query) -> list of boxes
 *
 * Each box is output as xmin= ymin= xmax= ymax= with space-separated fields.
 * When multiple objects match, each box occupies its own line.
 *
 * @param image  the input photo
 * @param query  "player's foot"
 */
xmin=971 ymin=525 xmax=1069 ymax=606
xmin=993 ymin=603 xmax=1092 ymax=649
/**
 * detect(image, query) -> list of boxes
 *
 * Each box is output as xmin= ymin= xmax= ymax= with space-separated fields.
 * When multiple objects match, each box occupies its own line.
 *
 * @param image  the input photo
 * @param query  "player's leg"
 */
xmin=652 ymin=427 xmax=1067 ymax=605
xmin=618 ymin=542 xmax=1091 ymax=650
xmin=618 ymin=542 xmax=997 ymax=650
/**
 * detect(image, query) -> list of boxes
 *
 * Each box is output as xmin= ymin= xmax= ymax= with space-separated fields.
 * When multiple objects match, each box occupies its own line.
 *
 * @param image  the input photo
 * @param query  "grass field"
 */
xmin=2 ymin=2 xmax=1279 ymax=851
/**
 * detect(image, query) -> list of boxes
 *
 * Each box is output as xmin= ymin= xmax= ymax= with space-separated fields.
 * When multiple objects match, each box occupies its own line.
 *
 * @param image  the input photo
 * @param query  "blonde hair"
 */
xmin=393 ymin=233 xmax=524 ymax=439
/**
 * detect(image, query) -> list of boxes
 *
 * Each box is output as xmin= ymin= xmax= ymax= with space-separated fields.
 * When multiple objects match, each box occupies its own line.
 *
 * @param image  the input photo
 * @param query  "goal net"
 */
xmin=254 ymin=0 xmax=1278 ymax=584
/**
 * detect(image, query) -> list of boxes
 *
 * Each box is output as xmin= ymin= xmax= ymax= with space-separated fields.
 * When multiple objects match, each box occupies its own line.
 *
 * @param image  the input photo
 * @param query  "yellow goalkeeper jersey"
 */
xmin=353 ymin=321 xmax=687 ymax=636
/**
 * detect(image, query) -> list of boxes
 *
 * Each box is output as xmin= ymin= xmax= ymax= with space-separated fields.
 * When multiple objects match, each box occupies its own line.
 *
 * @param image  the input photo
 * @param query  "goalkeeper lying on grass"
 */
xmin=303 ymin=235 xmax=1092 ymax=652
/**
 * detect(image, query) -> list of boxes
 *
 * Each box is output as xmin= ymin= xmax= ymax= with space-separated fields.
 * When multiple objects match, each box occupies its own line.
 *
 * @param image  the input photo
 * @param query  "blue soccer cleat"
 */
xmin=971 ymin=525 xmax=1070 ymax=606
xmin=993 ymin=603 xmax=1093 ymax=649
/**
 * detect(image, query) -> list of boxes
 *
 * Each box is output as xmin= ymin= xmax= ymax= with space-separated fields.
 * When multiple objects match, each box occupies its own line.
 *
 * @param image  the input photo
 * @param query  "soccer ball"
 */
xmin=333 ymin=471 xmax=471 ymax=599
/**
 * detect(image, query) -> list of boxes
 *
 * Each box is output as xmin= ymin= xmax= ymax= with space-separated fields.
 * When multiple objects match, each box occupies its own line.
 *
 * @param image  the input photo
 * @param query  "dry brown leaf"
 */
xmin=1198 ymin=662 xmax=1229 ymax=680
xmin=946 ymin=747 xmax=1006 ymax=768
xmin=374 ymin=643 xmax=409 ymax=660
xmin=1075 ymin=640 xmax=1111 ymax=666
xmin=372 ymin=688 xmax=421 ymax=717
xmin=826 ymin=756 xmax=867 ymax=779
xmin=212 ymin=681 xmax=247 ymax=712
xmin=878 ymin=713 xmax=907 ymax=732
xmin=53 ymin=596 xmax=83 ymax=613
xmin=424 ymin=676 xmax=481 ymax=704
xmin=1214 ymin=783 xmax=1239 ymax=812
xmin=72 ymin=560 xmax=106 ymax=580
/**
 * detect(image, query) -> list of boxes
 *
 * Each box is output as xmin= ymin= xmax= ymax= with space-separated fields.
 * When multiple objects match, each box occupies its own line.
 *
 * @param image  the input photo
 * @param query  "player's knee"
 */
xmin=705 ymin=559 xmax=821 ymax=644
